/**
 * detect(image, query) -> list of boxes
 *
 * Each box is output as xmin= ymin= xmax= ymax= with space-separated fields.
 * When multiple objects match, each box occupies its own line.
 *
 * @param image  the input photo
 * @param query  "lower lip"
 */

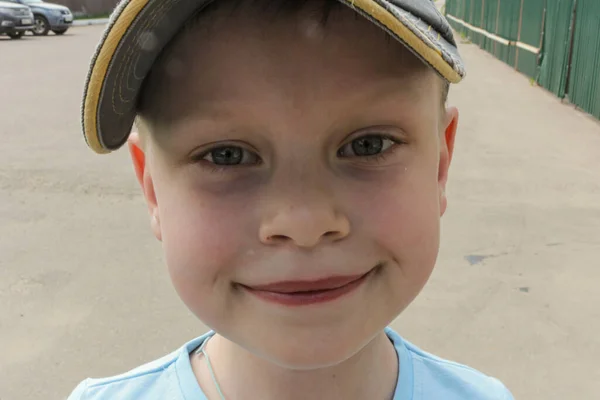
xmin=242 ymin=271 xmax=372 ymax=307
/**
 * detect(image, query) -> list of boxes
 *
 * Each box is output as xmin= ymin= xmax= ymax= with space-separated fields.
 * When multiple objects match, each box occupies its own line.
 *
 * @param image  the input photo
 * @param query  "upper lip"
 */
xmin=243 ymin=272 xmax=370 ymax=293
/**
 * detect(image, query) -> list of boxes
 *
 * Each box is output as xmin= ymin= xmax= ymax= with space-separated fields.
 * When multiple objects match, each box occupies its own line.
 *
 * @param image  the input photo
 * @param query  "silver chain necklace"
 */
xmin=195 ymin=336 xmax=226 ymax=400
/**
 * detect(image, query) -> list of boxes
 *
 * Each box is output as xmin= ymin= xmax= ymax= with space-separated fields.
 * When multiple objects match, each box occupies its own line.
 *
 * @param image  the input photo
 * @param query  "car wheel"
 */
xmin=7 ymin=31 xmax=24 ymax=39
xmin=32 ymin=15 xmax=50 ymax=36
xmin=52 ymin=28 xmax=68 ymax=35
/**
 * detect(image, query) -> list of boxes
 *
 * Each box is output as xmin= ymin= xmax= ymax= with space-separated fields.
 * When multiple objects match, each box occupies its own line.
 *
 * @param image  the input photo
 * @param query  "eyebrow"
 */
xmin=164 ymin=78 xmax=429 ymax=130
xmin=360 ymin=75 xmax=430 ymax=101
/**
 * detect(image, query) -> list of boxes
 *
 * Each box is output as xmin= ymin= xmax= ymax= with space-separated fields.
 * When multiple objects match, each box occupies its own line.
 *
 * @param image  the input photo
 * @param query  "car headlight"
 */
xmin=0 ymin=7 xmax=15 ymax=14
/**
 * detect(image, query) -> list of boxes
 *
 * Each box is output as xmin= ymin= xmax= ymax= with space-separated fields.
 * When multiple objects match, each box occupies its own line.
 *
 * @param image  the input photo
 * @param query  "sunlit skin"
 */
xmin=128 ymin=3 xmax=458 ymax=399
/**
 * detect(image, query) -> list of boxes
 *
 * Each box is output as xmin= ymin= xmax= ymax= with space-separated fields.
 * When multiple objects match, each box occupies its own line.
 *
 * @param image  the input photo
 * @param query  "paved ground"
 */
xmin=1 ymin=26 xmax=599 ymax=400
xmin=72 ymin=18 xmax=110 ymax=26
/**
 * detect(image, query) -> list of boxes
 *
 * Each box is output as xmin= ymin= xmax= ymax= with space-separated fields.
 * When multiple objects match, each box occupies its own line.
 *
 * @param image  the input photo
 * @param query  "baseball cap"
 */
xmin=81 ymin=0 xmax=466 ymax=154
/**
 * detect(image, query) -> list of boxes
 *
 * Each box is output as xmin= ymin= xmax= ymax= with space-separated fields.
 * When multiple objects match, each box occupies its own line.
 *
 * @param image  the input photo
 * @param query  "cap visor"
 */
xmin=82 ymin=0 xmax=465 ymax=154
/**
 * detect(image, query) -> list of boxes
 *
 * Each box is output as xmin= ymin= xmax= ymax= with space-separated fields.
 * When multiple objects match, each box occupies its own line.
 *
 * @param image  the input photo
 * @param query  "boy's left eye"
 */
xmin=337 ymin=135 xmax=397 ymax=158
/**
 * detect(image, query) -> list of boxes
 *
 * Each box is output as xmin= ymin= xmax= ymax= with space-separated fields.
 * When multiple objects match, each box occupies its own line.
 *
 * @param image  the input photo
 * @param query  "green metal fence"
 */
xmin=445 ymin=0 xmax=600 ymax=120
xmin=537 ymin=0 xmax=575 ymax=99
xmin=515 ymin=1 xmax=545 ymax=78
xmin=567 ymin=0 xmax=600 ymax=119
xmin=445 ymin=0 xmax=525 ymax=71
xmin=493 ymin=0 xmax=519 ymax=67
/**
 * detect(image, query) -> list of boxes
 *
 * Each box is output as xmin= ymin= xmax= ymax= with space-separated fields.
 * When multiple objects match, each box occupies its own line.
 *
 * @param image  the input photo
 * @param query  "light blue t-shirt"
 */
xmin=67 ymin=327 xmax=513 ymax=399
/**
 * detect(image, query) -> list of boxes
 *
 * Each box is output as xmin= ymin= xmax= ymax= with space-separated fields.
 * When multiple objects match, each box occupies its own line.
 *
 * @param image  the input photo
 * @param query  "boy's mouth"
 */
xmin=239 ymin=267 xmax=378 ymax=306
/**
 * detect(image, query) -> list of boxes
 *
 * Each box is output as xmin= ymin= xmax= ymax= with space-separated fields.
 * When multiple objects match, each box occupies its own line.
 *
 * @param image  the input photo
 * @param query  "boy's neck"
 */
xmin=192 ymin=330 xmax=399 ymax=400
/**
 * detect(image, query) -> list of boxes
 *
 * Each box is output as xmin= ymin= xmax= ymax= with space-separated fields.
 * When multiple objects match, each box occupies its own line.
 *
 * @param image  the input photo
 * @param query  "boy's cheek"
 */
xmin=373 ymin=199 xmax=439 ymax=252
xmin=159 ymin=204 xmax=248 ymax=327
xmin=158 ymin=190 xmax=250 ymax=282
xmin=357 ymin=176 xmax=441 ymax=264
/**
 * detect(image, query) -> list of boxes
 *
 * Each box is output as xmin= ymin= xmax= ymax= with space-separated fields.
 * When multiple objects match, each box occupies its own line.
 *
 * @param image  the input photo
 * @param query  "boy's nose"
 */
xmin=259 ymin=202 xmax=350 ymax=248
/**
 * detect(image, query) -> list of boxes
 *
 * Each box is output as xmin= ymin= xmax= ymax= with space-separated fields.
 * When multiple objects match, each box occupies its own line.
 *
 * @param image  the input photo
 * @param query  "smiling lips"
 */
xmin=242 ymin=270 xmax=373 ymax=306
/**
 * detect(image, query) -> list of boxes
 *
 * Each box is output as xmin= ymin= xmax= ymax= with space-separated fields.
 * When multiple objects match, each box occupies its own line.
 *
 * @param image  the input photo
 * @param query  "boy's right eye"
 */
xmin=199 ymin=145 xmax=261 ymax=166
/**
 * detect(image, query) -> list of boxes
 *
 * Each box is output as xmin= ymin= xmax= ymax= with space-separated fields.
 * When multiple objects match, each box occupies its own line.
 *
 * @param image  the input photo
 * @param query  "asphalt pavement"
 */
xmin=1 ymin=25 xmax=599 ymax=400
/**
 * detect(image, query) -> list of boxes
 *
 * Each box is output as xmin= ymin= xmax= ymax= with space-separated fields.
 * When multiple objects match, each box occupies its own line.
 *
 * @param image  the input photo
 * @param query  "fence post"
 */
xmin=481 ymin=0 xmax=485 ymax=26
xmin=494 ymin=0 xmax=501 ymax=55
xmin=563 ymin=0 xmax=579 ymax=101
xmin=538 ymin=5 xmax=547 ymax=73
xmin=481 ymin=0 xmax=485 ymax=46
xmin=469 ymin=0 xmax=474 ymax=30
xmin=515 ymin=0 xmax=525 ymax=69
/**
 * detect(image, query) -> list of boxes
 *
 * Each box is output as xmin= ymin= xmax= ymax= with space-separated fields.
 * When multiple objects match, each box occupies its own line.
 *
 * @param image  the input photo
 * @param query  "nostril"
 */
xmin=323 ymin=231 xmax=340 ymax=239
xmin=267 ymin=234 xmax=289 ymax=243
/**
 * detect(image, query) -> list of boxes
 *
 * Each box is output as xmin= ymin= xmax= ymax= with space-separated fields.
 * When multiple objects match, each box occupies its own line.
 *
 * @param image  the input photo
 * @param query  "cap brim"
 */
xmin=82 ymin=0 xmax=466 ymax=154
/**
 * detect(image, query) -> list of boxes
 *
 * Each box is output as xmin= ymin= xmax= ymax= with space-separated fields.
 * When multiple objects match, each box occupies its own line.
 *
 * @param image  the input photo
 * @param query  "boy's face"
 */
xmin=131 ymin=4 xmax=458 ymax=368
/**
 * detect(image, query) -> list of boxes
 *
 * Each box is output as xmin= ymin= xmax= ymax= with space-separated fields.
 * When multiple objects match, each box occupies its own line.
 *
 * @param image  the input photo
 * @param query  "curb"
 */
xmin=73 ymin=18 xmax=109 ymax=26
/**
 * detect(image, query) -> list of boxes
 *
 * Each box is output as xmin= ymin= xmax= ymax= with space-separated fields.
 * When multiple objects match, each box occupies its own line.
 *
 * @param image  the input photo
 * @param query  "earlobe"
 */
xmin=150 ymin=213 xmax=162 ymax=242
xmin=439 ymin=107 xmax=459 ymax=216
xmin=128 ymin=133 xmax=162 ymax=241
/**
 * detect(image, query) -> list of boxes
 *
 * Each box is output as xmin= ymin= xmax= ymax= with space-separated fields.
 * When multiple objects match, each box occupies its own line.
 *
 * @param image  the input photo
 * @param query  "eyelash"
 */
xmin=191 ymin=147 xmax=260 ymax=174
xmin=193 ymin=134 xmax=404 ymax=172
xmin=338 ymin=135 xmax=403 ymax=162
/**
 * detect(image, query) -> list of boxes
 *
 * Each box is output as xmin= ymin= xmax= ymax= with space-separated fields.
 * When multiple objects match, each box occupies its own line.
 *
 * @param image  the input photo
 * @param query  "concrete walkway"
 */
xmin=0 ymin=25 xmax=599 ymax=400
xmin=73 ymin=18 xmax=109 ymax=26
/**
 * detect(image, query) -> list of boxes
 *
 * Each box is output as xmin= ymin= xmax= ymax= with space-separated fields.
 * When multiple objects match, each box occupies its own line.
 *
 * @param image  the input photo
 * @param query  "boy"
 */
xmin=70 ymin=0 xmax=513 ymax=398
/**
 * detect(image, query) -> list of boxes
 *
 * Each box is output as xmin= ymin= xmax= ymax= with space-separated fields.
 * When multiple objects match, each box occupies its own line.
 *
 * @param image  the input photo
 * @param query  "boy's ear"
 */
xmin=128 ymin=132 xmax=162 ymax=241
xmin=438 ymin=106 xmax=459 ymax=217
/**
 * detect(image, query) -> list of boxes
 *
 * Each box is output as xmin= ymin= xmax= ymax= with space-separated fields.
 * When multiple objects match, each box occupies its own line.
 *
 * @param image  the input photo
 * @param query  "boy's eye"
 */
xmin=337 ymin=135 xmax=396 ymax=158
xmin=201 ymin=145 xmax=260 ymax=166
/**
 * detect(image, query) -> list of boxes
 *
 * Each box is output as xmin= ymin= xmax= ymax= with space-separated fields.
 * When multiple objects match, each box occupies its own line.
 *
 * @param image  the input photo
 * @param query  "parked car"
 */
xmin=6 ymin=0 xmax=72 ymax=36
xmin=0 ymin=0 xmax=33 ymax=39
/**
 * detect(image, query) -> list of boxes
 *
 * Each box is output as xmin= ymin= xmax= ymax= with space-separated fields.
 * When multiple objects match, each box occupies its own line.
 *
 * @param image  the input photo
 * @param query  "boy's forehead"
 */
xmin=140 ymin=4 xmax=435 ymax=126
xmin=177 ymin=1 xmax=425 ymax=71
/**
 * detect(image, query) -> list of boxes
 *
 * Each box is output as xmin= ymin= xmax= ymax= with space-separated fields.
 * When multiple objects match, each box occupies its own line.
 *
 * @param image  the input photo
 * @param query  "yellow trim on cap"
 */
xmin=84 ymin=0 xmax=151 ymax=154
xmin=349 ymin=0 xmax=461 ymax=84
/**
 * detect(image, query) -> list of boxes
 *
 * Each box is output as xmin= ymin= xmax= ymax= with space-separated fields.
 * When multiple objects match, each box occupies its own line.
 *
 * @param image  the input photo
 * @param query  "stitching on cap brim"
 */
xmin=83 ymin=0 xmax=151 ymax=154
